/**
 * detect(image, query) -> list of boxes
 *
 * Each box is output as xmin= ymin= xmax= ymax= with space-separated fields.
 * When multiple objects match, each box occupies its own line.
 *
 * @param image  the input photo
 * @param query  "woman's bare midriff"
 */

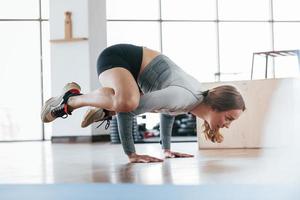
xmin=139 ymin=47 xmax=161 ymax=77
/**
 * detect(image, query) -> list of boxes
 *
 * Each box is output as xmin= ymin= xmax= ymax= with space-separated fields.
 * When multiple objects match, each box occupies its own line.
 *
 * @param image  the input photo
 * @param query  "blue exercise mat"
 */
xmin=0 ymin=184 xmax=299 ymax=200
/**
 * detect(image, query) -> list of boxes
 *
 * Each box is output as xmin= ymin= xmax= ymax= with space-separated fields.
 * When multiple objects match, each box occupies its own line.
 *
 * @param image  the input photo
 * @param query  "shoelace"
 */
xmin=51 ymin=104 xmax=68 ymax=119
xmin=96 ymin=116 xmax=112 ymax=129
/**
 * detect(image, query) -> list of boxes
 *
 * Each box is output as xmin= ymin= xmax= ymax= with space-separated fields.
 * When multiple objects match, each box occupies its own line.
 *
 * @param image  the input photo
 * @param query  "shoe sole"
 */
xmin=41 ymin=82 xmax=81 ymax=123
xmin=81 ymin=108 xmax=104 ymax=128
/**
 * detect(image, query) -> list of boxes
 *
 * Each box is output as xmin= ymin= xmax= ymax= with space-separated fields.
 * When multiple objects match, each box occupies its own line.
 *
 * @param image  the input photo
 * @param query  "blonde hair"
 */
xmin=201 ymin=85 xmax=245 ymax=143
xmin=202 ymin=121 xmax=224 ymax=143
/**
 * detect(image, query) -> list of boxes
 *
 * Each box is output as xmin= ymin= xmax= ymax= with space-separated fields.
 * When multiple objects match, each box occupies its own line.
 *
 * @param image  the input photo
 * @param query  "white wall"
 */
xmin=49 ymin=0 xmax=107 ymax=137
xmin=197 ymin=78 xmax=300 ymax=149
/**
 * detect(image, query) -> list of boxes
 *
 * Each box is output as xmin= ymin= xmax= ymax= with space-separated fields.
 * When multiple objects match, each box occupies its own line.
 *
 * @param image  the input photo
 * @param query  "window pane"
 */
xmin=162 ymin=22 xmax=217 ymax=82
xmin=42 ymin=21 xmax=52 ymax=140
xmin=41 ymin=0 xmax=49 ymax=19
xmin=273 ymin=23 xmax=300 ymax=78
xmin=274 ymin=23 xmax=300 ymax=50
xmin=161 ymin=0 xmax=216 ymax=20
xmin=106 ymin=0 xmax=159 ymax=20
xmin=0 ymin=22 xmax=42 ymax=140
xmin=107 ymin=21 xmax=160 ymax=50
xmin=0 ymin=0 xmax=39 ymax=19
xmin=273 ymin=0 xmax=300 ymax=20
xmin=219 ymin=22 xmax=272 ymax=81
xmin=218 ymin=0 xmax=270 ymax=20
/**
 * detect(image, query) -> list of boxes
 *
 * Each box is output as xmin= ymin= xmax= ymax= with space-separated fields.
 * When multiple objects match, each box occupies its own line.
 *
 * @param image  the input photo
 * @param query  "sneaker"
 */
xmin=81 ymin=107 xmax=112 ymax=129
xmin=41 ymin=82 xmax=82 ymax=123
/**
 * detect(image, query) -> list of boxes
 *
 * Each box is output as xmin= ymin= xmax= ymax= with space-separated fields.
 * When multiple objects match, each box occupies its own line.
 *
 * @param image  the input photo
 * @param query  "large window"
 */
xmin=107 ymin=0 xmax=300 ymax=81
xmin=0 ymin=0 xmax=50 ymax=141
xmin=107 ymin=0 xmax=300 ymax=128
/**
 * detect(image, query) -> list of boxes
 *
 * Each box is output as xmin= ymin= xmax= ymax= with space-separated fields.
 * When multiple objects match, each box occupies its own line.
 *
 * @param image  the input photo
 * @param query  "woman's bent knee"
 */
xmin=113 ymin=98 xmax=139 ymax=112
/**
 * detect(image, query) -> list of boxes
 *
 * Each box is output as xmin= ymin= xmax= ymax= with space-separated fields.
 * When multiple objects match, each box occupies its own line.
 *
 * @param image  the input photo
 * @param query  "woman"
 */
xmin=41 ymin=44 xmax=246 ymax=163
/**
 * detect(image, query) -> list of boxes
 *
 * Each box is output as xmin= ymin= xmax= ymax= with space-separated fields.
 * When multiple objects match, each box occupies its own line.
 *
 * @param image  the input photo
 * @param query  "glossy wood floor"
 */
xmin=0 ymin=141 xmax=299 ymax=184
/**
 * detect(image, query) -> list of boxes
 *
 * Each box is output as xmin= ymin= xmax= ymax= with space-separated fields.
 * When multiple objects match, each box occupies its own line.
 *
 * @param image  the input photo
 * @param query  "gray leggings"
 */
xmin=116 ymin=55 xmax=203 ymax=155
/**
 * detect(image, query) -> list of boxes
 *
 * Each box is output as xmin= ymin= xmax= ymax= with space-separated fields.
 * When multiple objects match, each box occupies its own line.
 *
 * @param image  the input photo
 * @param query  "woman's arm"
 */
xmin=160 ymin=114 xmax=193 ymax=158
xmin=117 ymin=112 xmax=163 ymax=163
xmin=116 ymin=112 xmax=136 ymax=155
xmin=160 ymin=113 xmax=174 ymax=150
xmin=160 ymin=114 xmax=194 ymax=159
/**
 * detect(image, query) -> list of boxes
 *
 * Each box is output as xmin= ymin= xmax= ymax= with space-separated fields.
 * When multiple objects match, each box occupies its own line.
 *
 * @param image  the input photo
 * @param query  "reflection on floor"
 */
xmin=0 ymin=141 xmax=299 ymax=184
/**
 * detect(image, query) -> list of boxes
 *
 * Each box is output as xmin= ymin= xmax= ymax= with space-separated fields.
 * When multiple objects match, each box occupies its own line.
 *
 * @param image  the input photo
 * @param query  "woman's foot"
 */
xmin=81 ymin=107 xmax=114 ymax=128
xmin=41 ymin=82 xmax=82 ymax=123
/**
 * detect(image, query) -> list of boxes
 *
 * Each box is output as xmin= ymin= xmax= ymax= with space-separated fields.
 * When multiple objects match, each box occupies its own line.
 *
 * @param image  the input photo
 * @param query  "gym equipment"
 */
xmin=251 ymin=49 xmax=300 ymax=79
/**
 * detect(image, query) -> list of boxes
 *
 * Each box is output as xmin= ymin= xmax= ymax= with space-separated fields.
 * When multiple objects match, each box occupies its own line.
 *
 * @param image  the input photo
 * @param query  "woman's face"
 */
xmin=206 ymin=109 xmax=243 ymax=131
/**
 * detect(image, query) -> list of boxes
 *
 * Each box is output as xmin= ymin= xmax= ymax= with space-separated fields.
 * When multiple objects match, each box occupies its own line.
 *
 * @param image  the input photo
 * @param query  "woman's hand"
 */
xmin=164 ymin=149 xmax=194 ymax=158
xmin=128 ymin=153 xmax=163 ymax=163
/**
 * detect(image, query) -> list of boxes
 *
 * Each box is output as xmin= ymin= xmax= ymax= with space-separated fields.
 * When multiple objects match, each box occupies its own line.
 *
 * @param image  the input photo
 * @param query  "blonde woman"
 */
xmin=41 ymin=44 xmax=246 ymax=163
